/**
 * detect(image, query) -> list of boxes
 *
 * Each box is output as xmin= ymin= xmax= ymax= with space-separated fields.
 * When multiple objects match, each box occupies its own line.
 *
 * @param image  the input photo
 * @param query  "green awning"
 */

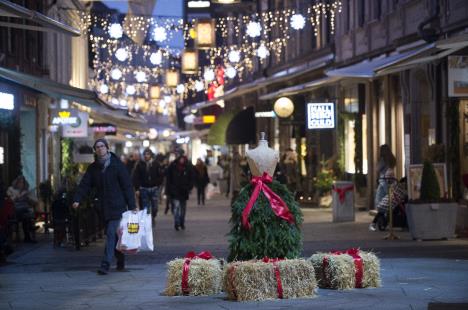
xmin=207 ymin=111 xmax=236 ymax=146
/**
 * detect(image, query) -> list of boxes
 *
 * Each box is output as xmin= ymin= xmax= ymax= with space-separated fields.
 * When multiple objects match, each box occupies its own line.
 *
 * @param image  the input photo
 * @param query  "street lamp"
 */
xmin=195 ymin=19 xmax=216 ymax=49
xmin=181 ymin=49 xmax=199 ymax=74
xmin=166 ymin=70 xmax=179 ymax=88
xmin=273 ymin=97 xmax=294 ymax=118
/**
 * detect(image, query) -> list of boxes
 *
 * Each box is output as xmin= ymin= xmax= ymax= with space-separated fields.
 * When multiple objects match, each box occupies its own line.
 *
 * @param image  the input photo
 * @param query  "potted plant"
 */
xmin=406 ymin=159 xmax=458 ymax=240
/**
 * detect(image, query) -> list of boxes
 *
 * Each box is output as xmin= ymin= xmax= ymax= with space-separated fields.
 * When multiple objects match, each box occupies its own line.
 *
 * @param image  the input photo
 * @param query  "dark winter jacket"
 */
xmin=166 ymin=158 xmax=194 ymax=201
xmin=132 ymin=159 xmax=165 ymax=189
xmin=73 ymin=152 xmax=136 ymax=221
xmin=194 ymin=165 xmax=210 ymax=187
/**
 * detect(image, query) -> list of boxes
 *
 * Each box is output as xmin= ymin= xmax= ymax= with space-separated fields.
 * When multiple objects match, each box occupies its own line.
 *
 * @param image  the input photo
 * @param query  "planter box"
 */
xmin=406 ymin=203 xmax=458 ymax=240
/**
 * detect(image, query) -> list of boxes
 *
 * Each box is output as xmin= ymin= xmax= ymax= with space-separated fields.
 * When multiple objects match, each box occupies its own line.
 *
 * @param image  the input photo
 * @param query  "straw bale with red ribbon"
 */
xmin=309 ymin=249 xmax=380 ymax=290
xmin=224 ymin=258 xmax=317 ymax=301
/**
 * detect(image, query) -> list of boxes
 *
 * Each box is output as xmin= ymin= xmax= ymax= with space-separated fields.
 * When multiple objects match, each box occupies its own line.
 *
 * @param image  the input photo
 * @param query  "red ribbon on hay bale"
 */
xmin=242 ymin=172 xmax=295 ymax=230
xmin=262 ymin=257 xmax=285 ymax=299
xmin=181 ymin=251 xmax=214 ymax=295
xmin=322 ymin=248 xmax=363 ymax=288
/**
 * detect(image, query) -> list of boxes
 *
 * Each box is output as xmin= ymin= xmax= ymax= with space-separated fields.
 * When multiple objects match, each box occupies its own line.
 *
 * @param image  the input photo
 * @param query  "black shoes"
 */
xmin=116 ymin=252 xmax=125 ymax=271
xmin=97 ymin=262 xmax=110 ymax=275
xmin=180 ymin=224 xmax=185 ymax=230
xmin=174 ymin=224 xmax=179 ymax=231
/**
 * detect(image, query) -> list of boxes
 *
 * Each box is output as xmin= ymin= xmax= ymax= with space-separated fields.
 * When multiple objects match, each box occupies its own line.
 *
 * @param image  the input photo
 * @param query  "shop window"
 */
xmin=344 ymin=118 xmax=356 ymax=173
xmin=344 ymin=87 xmax=359 ymax=113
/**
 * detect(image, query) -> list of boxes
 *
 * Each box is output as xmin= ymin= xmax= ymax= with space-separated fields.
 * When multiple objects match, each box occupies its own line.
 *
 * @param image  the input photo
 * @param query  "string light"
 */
xmin=99 ymin=84 xmax=109 ymax=94
xmin=135 ymin=71 xmax=147 ymax=82
xmin=228 ymin=50 xmax=241 ymax=63
xmin=256 ymin=44 xmax=269 ymax=59
xmin=226 ymin=66 xmax=237 ymax=79
xmin=246 ymin=21 xmax=261 ymax=38
xmin=176 ymin=84 xmax=185 ymax=94
xmin=203 ymin=68 xmax=215 ymax=82
xmin=195 ymin=80 xmax=204 ymax=92
xmin=150 ymin=51 xmax=163 ymax=65
xmin=126 ymin=85 xmax=136 ymax=95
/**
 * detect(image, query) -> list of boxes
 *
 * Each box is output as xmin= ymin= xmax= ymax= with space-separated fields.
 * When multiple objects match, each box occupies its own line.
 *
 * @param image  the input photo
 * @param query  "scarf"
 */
xmin=98 ymin=152 xmax=111 ymax=172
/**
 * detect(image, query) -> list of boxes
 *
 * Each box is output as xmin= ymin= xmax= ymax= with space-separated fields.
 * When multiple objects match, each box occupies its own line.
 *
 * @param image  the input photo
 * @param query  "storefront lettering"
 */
xmin=307 ymin=103 xmax=335 ymax=129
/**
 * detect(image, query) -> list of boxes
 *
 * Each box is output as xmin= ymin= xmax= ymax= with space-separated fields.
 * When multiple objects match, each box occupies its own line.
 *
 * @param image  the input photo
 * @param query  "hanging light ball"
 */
xmin=115 ymin=48 xmax=128 ymax=61
xmin=111 ymin=98 xmax=119 ymax=105
xmin=195 ymin=80 xmax=204 ymax=92
xmin=162 ymin=129 xmax=171 ymax=138
xmin=99 ymin=84 xmax=109 ymax=94
xmin=119 ymin=99 xmax=127 ymax=107
xmin=111 ymin=68 xmax=122 ymax=80
xmin=226 ymin=66 xmax=237 ymax=79
xmin=203 ymin=69 xmax=215 ymax=82
xmin=153 ymin=26 xmax=167 ymax=42
xmin=135 ymin=71 xmax=147 ymax=83
xmin=109 ymin=23 xmax=123 ymax=39
xmin=256 ymin=44 xmax=270 ymax=59
xmin=228 ymin=50 xmax=241 ymax=63
xmin=246 ymin=21 xmax=262 ymax=38
xmin=150 ymin=51 xmax=162 ymax=65
xmin=126 ymin=85 xmax=136 ymax=95
xmin=290 ymin=14 xmax=306 ymax=30
xmin=274 ymin=97 xmax=294 ymax=118
xmin=176 ymin=84 xmax=185 ymax=94
xmin=148 ymin=128 xmax=158 ymax=139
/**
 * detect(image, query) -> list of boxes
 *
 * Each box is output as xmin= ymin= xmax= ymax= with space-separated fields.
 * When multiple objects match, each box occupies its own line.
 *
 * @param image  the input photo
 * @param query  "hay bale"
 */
xmin=165 ymin=258 xmax=223 ymax=296
xmin=309 ymin=250 xmax=381 ymax=290
xmin=224 ymin=259 xmax=317 ymax=301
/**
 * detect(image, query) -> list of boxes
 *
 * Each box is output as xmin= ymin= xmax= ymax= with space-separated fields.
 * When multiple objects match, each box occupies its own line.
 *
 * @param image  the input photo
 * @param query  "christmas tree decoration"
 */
xmin=135 ymin=71 xmax=147 ymax=83
xmin=228 ymin=132 xmax=303 ymax=261
xmin=309 ymin=249 xmax=381 ymax=290
xmin=256 ymin=44 xmax=270 ymax=59
xmin=224 ymin=259 xmax=316 ymax=301
xmin=165 ymin=251 xmax=224 ymax=296
xmin=125 ymin=85 xmax=136 ymax=95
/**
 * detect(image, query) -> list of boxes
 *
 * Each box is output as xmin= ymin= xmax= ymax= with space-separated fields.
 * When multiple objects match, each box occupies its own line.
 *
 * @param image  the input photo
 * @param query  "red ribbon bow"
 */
xmin=181 ymin=251 xmax=213 ymax=295
xmin=241 ymin=172 xmax=295 ymax=230
xmin=322 ymin=248 xmax=363 ymax=288
xmin=332 ymin=184 xmax=354 ymax=204
xmin=262 ymin=257 xmax=284 ymax=299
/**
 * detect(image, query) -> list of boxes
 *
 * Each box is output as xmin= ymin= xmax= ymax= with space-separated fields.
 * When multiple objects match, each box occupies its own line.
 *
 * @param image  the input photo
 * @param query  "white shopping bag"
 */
xmin=116 ymin=211 xmax=142 ymax=253
xmin=138 ymin=211 xmax=154 ymax=252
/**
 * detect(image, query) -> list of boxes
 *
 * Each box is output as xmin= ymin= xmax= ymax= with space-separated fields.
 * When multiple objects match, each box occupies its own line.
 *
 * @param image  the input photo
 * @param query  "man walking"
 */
xmin=166 ymin=155 xmax=194 ymax=231
xmin=72 ymin=138 xmax=136 ymax=275
xmin=133 ymin=148 xmax=164 ymax=222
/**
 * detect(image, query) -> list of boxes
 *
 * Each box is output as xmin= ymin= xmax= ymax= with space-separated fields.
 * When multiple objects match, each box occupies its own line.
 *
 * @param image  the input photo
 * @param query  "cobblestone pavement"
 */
xmin=1 ymin=194 xmax=468 ymax=309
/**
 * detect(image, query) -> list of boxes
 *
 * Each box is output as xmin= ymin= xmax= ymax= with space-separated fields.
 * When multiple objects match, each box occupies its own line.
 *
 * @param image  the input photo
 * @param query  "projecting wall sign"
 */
xmin=307 ymin=102 xmax=335 ymax=129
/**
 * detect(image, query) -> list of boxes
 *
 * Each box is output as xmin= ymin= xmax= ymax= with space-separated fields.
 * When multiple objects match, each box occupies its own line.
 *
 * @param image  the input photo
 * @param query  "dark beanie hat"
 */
xmin=93 ymin=138 xmax=109 ymax=150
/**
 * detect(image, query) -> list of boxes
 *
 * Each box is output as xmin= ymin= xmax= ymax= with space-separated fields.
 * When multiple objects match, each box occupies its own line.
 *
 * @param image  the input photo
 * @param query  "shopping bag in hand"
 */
xmin=116 ymin=211 xmax=141 ymax=253
xmin=139 ymin=210 xmax=154 ymax=252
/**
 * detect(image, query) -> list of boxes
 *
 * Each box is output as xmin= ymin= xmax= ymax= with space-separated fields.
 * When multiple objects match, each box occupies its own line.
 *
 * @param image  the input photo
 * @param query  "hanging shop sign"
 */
xmin=91 ymin=123 xmax=117 ymax=135
xmin=166 ymin=70 xmax=180 ymax=88
xmin=51 ymin=109 xmax=79 ymax=126
xmin=0 ymin=92 xmax=14 ymax=110
xmin=72 ymin=138 xmax=95 ymax=163
xmin=306 ymin=102 xmax=335 ymax=129
xmin=448 ymin=56 xmax=468 ymax=97
xmin=62 ymin=111 xmax=88 ymax=138
xmin=255 ymin=111 xmax=276 ymax=118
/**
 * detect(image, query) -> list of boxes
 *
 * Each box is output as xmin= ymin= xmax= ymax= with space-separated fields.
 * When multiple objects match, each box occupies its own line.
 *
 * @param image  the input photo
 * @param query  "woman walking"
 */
xmin=194 ymin=158 xmax=210 ymax=206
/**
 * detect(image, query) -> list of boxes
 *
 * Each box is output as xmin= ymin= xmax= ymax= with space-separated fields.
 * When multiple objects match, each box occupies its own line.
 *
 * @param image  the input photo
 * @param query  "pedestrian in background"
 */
xmin=369 ymin=144 xmax=396 ymax=231
xmin=166 ymin=155 xmax=194 ymax=231
xmin=194 ymin=158 xmax=210 ymax=206
xmin=6 ymin=175 xmax=38 ymax=243
xmin=72 ymin=138 xmax=136 ymax=275
xmin=133 ymin=148 xmax=164 ymax=222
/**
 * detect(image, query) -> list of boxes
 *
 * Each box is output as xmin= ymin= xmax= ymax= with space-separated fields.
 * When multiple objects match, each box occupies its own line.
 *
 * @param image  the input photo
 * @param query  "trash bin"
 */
xmin=332 ymin=181 xmax=355 ymax=222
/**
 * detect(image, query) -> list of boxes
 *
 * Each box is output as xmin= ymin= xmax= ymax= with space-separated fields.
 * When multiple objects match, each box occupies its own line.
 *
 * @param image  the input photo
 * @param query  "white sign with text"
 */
xmin=307 ymin=102 xmax=335 ymax=129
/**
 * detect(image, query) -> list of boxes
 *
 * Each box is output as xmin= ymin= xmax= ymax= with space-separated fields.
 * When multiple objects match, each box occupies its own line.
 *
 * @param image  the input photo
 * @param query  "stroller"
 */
xmin=374 ymin=178 xmax=408 ymax=231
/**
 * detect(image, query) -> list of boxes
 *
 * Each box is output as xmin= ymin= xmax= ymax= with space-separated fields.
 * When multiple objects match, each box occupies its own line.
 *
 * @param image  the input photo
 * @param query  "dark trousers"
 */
xmin=140 ymin=186 xmax=159 ymax=218
xmin=196 ymin=184 xmax=206 ymax=205
xmin=172 ymin=199 xmax=187 ymax=227
xmin=102 ymin=219 xmax=123 ymax=267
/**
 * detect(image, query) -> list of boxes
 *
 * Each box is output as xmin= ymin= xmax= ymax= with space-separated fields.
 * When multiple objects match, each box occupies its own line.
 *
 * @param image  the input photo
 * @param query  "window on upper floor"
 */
xmin=373 ymin=0 xmax=382 ymax=20
xmin=358 ymin=0 xmax=365 ymax=27
xmin=345 ymin=0 xmax=351 ymax=32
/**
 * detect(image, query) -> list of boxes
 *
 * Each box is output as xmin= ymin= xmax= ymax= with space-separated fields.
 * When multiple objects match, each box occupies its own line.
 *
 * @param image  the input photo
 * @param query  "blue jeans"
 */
xmin=102 ymin=219 xmax=121 ymax=267
xmin=140 ymin=186 xmax=159 ymax=218
xmin=172 ymin=199 xmax=187 ymax=227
